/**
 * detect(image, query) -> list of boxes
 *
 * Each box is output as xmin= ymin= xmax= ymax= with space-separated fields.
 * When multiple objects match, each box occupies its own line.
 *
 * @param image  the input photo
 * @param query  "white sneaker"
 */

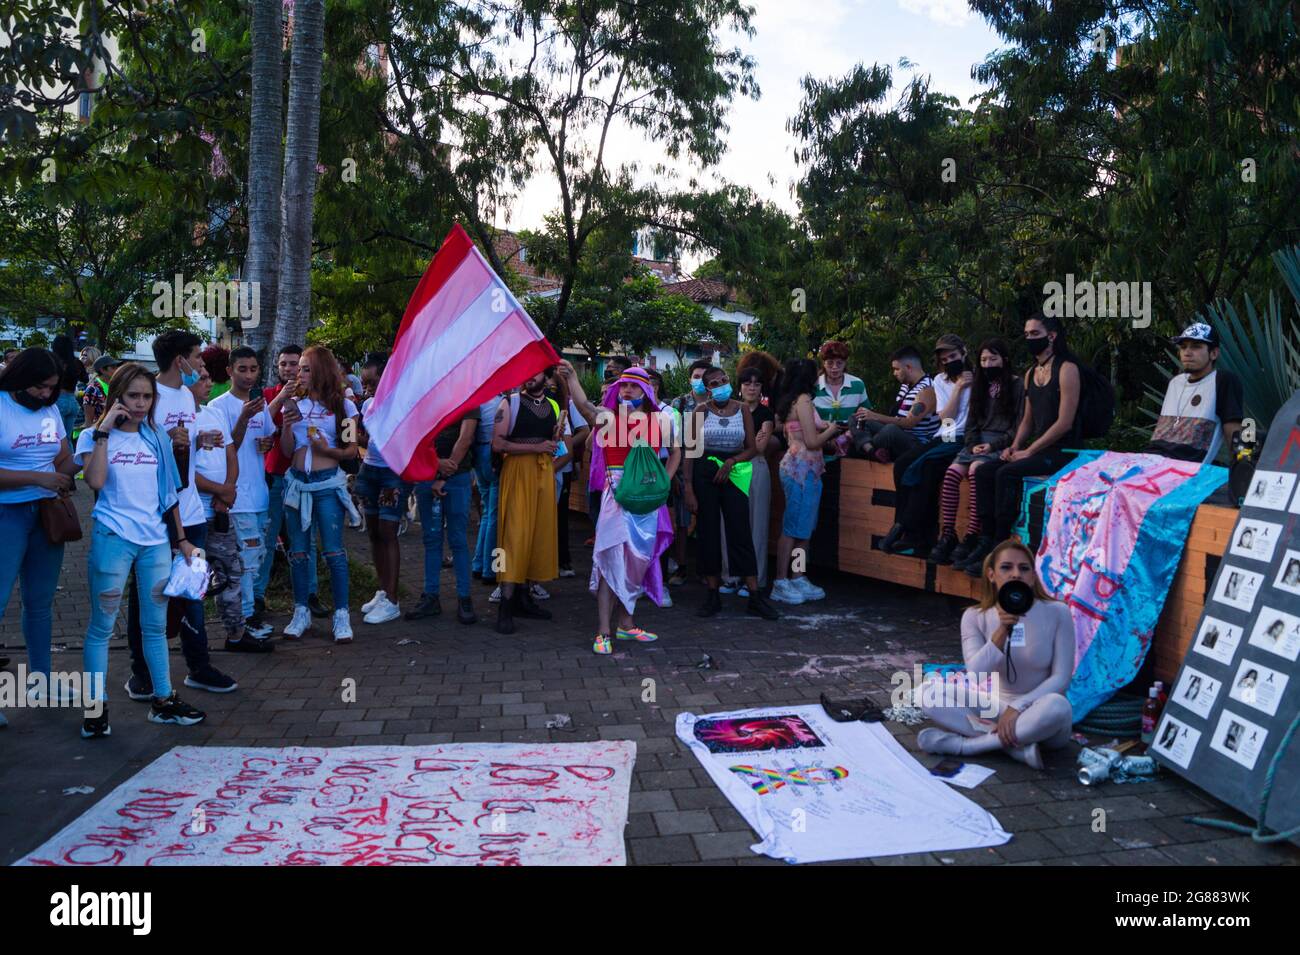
xmin=769 ymin=579 xmax=806 ymax=605
xmin=284 ymin=605 xmax=312 ymax=638
xmin=792 ymin=576 xmax=826 ymax=601
xmin=489 ymin=586 xmax=503 ymax=603
xmin=364 ymin=596 xmax=401 ymax=625
xmin=558 ymin=566 xmax=576 ymax=578
xmin=666 ymin=557 xmax=680 ymax=575
xmin=660 ymin=593 xmax=673 ymax=608
xmin=361 ymin=590 xmax=386 ymax=614
xmin=333 ymin=609 xmax=354 ymax=643
xmin=530 ymin=583 xmax=551 ymax=600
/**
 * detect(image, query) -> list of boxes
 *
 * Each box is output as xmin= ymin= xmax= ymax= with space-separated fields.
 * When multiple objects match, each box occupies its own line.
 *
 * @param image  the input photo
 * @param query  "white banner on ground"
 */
xmin=19 ymin=743 xmax=636 ymax=866
xmin=676 ymin=705 xmax=1010 ymax=863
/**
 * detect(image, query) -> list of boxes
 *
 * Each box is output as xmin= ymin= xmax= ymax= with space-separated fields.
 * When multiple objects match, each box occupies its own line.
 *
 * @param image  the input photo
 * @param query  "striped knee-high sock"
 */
xmin=939 ymin=468 xmax=962 ymax=535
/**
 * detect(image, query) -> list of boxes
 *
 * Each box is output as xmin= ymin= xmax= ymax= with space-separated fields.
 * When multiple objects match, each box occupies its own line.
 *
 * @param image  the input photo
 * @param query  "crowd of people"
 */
xmin=0 ymin=315 xmax=1243 ymax=766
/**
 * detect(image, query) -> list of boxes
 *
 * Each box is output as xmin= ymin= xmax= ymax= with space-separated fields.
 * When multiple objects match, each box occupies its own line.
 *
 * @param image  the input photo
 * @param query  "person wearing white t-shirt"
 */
xmin=75 ymin=362 xmax=207 ymax=738
xmin=122 ymin=331 xmax=237 ymax=699
xmin=0 ymin=350 xmax=81 ymax=704
xmin=278 ymin=345 xmax=361 ymax=641
xmin=208 ymin=345 xmax=287 ymax=638
xmin=355 ymin=378 xmax=415 ymax=625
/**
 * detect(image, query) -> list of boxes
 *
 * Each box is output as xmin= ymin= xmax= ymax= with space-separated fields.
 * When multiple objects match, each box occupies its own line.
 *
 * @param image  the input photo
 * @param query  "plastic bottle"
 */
xmin=1154 ymin=680 xmax=1168 ymax=709
xmin=1140 ymin=687 xmax=1160 ymax=745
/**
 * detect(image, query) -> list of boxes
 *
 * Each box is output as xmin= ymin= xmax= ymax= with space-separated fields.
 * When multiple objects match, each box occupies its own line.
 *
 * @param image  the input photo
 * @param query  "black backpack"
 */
xmin=1074 ymin=360 xmax=1116 ymax=441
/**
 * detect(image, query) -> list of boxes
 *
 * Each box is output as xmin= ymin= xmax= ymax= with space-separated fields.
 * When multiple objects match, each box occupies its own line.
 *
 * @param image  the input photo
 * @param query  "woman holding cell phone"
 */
xmin=75 ymin=362 xmax=207 ymax=738
xmin=278 ymin=345 xmax=360 ymax=642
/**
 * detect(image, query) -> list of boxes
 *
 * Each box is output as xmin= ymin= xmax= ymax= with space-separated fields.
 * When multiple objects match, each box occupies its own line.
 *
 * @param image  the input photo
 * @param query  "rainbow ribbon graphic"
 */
xmin=728 ymin=765 xmax=849 ymax=795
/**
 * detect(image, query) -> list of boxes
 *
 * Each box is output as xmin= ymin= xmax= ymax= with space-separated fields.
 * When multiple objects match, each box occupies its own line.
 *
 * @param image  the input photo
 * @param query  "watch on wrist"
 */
xmin=92 ymin=429 xmax=110 ymax=442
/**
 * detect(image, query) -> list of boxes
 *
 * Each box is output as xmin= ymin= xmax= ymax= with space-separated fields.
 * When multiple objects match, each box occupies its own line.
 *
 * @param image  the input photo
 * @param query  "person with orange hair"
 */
xmin=812 ymin=341 xmax=870 ymax=430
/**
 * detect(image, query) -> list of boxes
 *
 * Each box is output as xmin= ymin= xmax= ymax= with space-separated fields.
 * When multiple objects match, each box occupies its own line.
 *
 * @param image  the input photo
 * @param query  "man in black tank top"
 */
xmin=492 ymin=373 xmax=561 ymax=633
xmin=956 ymin=315 xmax=1081 ymax=575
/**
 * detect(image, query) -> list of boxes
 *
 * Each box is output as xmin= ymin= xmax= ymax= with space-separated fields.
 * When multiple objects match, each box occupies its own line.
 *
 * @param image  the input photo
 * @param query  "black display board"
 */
xmin=1152 ymin=392 xmax=1300 ymax=842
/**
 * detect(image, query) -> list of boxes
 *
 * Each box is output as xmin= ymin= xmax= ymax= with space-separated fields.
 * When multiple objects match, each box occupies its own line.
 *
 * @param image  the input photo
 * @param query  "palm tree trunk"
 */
xmin=242 ymin=0 xmax=284 ymax=363
xmin=270 ymin=0 xmax=325 ymax=360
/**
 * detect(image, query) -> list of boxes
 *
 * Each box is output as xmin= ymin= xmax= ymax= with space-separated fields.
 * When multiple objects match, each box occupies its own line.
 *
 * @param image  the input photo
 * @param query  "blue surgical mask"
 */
xmin=181 ymin=367 xmax=201 ymax=387
xmin=622 ymin=397 xmax=644 ymax=409
xmin=710 ymin=384 xmax=732 ymax=403
xmin=691 ymin=378 xmax=707 ymax=396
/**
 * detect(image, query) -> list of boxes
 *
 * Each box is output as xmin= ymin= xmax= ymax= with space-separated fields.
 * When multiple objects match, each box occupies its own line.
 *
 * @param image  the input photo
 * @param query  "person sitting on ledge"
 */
xmin=850 ymin=345 xmax=937 ymax=463
xmin=1141 ymin=322 xmax=1242 ymax=464
xmin=918 ymin=539 xmax=1075 ymax=770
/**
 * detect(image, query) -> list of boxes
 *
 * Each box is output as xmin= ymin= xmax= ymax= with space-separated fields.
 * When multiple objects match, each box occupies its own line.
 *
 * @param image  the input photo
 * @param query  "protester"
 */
xmin=850 ymin=346 xmax=938 ymax=462
xmin=193 ymin=371 xmax=269 ymax=652
xmin=124 ymin=331 xmax=236 ymax=698
xmin=880 ymin=335 xmax=973 ymax=556
xmin=407 ymin=402 xmax=480 ymax=624
xmin=560 ymin=362 xmax=677 ymax=653
xmin=79 ymin=346 xmax=101 ymax=378
xmin=51 ymin=335 xmax=86 ymax=438
xmin=1142 ymin=323 xmax=1243 ymax=463
xmin=256 ymin=344 xmax=326 ymax=619
xmin=918 ymin=539 xmax=1074 ymax=769
xmin=81 ymin=355 xmax=120 ymax=431
xmin=208 ymin=347 xmax=280 ymax=637
xmin=76 ymin=363 xmax=207 ymax=737
xmin=720 ymin=363 xmax=776 ymax=592
xmin=771 ymin=358 xmax=848 ymax=604
xmin=471 ymin=392 xmax=505 ymax=586
xmin=491 ymin=373 xmax=561 ymax=633
xmin=929 ymin=339 xmax=1024 ymax=566
xmin=684 ymin=366 xmax=779 ymax=620
xmin=666 ymin=358 xmax=713 ymax=584
xmin=955 ymin=315 xmax=1082 ymax=575
xmin=550 ymin=367 xmax=590 ymax=579
xmin=813 ymin=341 xmax=870 ymax=432
xmin=201 ymin=345 xmax=232 ymax=402
xmin=278 ymin=345 xmax=361 ymax=641
xmin=0 ymin=349 xmax=80 ymax=694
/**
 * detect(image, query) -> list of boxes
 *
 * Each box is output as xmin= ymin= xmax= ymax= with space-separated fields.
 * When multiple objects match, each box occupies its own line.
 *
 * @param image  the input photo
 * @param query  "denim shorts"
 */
xmin=354 ymin=463 xmax=411 ymax=522
xmin=780 ymin=472 xmax=823 ymax=540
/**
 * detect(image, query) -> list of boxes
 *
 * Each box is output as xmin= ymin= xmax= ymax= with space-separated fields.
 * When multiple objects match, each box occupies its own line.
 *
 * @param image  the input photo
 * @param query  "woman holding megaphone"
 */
xmin=918 ymin=539 xmax=1074 ymax=769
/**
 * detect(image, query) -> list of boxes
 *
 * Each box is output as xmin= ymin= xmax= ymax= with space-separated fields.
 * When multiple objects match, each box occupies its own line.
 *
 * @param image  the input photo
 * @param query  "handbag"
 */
xmin=612 ymin=442 xmax=670 ymax=515
xmin=39 ymin=494 xmax=83 ymax=544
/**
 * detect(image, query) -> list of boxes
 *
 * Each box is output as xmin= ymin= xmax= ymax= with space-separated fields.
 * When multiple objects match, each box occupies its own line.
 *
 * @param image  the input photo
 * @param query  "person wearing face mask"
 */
xmin=666 ymin=358 xmax=714 ymax=584
xmin=720 ymin=363 xmax=777 ymax=593
xmin=918 ymin=540 xmax=1074 ymax=770
xmin=880 ymin=335 xmax=974 ymax=556
xmin=851 ymin=346 xmax=938 ymax=462
xmin=492 ymin=372 xmax=561 ymax=634
xmin=75 ymin=363 xmax=208 ymax=737
xmin=956 ymin=315 xmax=1081 ymax=575
xmin=684 ymin=367 xmax=780 ymax=620
xmin=122 ymin=331 xmax=237 ymax=700
xmin=0 ymin=350 xmax=81 ymax=707
xmin=559 ymin=362 xmax=678 ymax=653
xmin=929 ymin=340 xmax=1024 ymax=567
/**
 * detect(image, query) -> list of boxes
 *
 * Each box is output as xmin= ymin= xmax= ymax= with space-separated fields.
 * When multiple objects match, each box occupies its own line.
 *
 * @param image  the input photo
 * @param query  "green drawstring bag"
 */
xmin=612 ymin=441 xmax=671 ymax=515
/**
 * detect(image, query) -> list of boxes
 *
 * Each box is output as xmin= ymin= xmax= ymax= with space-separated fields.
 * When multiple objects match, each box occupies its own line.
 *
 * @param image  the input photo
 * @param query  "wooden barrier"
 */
xmin=568 ymin=449 xmax=1228 ymax=685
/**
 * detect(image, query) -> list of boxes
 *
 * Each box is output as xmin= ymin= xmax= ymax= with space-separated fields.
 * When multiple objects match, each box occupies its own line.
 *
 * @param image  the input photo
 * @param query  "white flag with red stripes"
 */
xmin=366 ymin=223 xmax=560 ymax=482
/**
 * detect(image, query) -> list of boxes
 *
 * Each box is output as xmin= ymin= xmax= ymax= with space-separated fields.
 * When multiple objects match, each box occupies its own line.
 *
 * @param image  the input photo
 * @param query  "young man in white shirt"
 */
xmin=124 ymin=330 xmax=238 ymax=699
xmin=209 ymin=346 xmax=291 ymax=640
xmin=1142 ymin=323 xmax=1243 ymax=463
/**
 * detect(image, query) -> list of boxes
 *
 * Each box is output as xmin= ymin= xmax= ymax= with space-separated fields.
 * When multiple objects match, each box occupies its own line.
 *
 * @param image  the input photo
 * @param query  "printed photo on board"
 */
xmin=1246 ymin=607 xmax=1300 ymax=662
xmin=1209 ymin=709 xmax=1268 ymax=771
xmin=1212 ymin=566 xmax=1264 ymax=614
xmin=1245 ymin=470 xmax=1297 ymax=511
xmin=1273 ymin=550 xmax=1300 ymax=597
xmin=1228 ymin=659 xmax=1289 ymax=718
xmin=1173 ymin=665 xmax=1219 ymax=720
xmin=1154 ymin=714 xmax=1202 ymax=769
xmin=1192 ymin=616 xmax=1243 ymax=666
xmin=1228 ymin=518 xmax=1282 ymax=564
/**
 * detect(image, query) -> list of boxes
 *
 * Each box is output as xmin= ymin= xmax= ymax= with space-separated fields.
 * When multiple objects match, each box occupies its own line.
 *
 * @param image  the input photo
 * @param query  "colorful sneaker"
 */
xmin=593 ymin=634 xmax=613 ymax=655
xmin=616 ymin=626 xmax=658 ymax=642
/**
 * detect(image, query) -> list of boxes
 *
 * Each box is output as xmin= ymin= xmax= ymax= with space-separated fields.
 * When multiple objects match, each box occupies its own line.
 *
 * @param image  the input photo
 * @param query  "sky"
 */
xmin=497 ymin=0 xmax=1007 ymax=257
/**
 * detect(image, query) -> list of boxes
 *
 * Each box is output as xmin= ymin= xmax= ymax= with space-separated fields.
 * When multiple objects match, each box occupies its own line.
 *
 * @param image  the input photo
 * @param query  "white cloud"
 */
xmin=898 ymin=0 xmax=973 ymax=28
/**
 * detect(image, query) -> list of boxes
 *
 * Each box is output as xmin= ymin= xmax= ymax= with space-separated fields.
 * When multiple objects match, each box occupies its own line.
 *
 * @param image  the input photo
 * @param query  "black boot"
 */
xmin=747 ymin=592 xmax=780 ymax=620
xmin=927 ymin=531 xmax=960 ymax=565
xmin=696 ymin=589 xmax=722 ymax=618
xmin=513 ymin=588 xmax=552 ymax=621
xmin=495 ymin=596 xmax=515 ymax=634
xmin=948 ymin=532 xmax=981 ymax=566
xmin=457 ymin=596 xmax=478 ymax=625
xmin=879 ymin=523 xmax=905 ymax=554
xmin=405 ymin=593 xmax=441 ymax=620
xmin=958 ymin=536 xmax=996 ymax=577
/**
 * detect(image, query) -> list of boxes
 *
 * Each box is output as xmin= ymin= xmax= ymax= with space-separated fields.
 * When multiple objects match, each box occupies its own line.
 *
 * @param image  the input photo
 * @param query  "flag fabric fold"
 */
xmin=366 ymin=223 xmax=560 ymax=482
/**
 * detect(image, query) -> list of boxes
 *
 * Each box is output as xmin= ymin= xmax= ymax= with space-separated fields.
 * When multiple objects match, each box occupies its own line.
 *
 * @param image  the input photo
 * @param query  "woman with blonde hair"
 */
xmin=918 ymin=539 xmax=1075 ymax=769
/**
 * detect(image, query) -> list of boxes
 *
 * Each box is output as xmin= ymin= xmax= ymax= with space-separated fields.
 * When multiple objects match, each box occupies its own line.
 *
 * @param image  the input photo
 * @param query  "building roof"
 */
xmin=660 ymin=277 xmax=733 ymax=305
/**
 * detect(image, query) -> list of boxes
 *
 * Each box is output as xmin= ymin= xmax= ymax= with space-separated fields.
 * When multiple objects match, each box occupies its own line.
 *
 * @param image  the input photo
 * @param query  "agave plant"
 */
xmin=1145 ymin=244 xmax=1300 ymax=445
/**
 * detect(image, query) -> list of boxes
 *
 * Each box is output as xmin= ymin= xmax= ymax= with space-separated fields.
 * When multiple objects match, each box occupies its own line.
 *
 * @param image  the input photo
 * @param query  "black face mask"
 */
xmin=12 ymin=390 xmax=50 ymax=411
xmin=983 ymin=365 xmax=1003 ymax=381
xmin=943 ymin=359 xmax=965 ymax=379
xmin=1026 ymin=336 xmax=1051 ymax=357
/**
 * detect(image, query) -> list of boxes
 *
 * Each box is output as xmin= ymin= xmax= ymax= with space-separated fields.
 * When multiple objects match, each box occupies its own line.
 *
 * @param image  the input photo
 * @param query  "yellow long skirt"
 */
xmin=496 ymin=452 xmax=558 ymax=584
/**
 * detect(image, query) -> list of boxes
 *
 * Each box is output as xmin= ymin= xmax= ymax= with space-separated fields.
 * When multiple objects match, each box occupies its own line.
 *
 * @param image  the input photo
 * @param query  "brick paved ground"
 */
xmin=1 ymin=494 xmax=1297 ymax=866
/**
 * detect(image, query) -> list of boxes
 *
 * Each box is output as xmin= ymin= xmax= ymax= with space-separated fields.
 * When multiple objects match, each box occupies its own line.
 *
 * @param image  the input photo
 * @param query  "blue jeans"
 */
xmin=471 ymin=443 xmax=498 ymax=579
xmin=233 ymin=510 xmax=266 ymax=618
xmin=255 ymin=472 xmax=316 ymax=599
xmin=0 ymin=501 xmax=65 ymax=678
xmin=57 ymin=391 xmax=81 ymax=438
xmin=128 ymin=521 xmax=209 ymax=681
xmin=86 ymin=522 xmax=172 ymax=702
xmin=417 ymin=471 xmax=472 ymax=598
xmin=285 ymin=469 xmax=349 ymax=611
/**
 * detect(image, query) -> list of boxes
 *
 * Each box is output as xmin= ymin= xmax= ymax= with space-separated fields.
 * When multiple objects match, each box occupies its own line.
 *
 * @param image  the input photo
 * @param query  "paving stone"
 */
xmin=629 ymin=835 xmax=699 ymax=865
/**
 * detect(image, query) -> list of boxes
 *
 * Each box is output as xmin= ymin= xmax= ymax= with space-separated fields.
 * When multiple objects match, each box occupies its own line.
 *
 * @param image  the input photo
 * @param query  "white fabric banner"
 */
xmin=19 ymin=743 xmax=636 ymax=866
xmin=677 ymin=705 xmax=1011 ymax=863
